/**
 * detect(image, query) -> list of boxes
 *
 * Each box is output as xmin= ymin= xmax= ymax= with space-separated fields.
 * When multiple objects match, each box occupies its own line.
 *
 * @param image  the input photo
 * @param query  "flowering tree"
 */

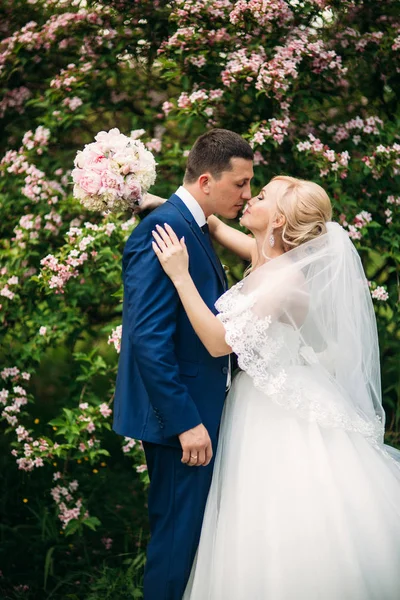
xmin=0 ymin=0 xmax=399 ymax=596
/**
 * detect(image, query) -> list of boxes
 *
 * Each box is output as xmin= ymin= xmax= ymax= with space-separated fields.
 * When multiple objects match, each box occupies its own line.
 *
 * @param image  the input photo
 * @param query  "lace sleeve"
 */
xmin=216 ymin=282 xmax=288 ymax=396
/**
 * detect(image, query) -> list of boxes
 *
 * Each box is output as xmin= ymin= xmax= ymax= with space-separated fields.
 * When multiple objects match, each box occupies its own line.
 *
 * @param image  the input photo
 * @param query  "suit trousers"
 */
xmin=142 ymin=441 xmax=216 ymax=600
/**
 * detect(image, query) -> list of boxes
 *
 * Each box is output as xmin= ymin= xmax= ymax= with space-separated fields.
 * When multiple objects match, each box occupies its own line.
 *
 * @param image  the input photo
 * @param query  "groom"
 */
xmin=113 ymin=129 xmax=253 ymax=599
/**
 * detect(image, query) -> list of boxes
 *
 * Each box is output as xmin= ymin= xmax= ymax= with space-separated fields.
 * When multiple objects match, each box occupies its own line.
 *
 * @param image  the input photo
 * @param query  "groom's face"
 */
xmin=210 ymin=158 xmax=254 ymax=219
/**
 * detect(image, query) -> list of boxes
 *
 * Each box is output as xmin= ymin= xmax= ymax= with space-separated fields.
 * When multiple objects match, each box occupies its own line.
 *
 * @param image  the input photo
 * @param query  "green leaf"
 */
xmin=83 ymin=516 xmax=101 ymax=531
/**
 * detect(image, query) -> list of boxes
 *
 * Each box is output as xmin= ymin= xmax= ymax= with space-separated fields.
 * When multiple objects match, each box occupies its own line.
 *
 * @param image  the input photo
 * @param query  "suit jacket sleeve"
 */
xmin=123 ymin=213 xmax=202 ymax=438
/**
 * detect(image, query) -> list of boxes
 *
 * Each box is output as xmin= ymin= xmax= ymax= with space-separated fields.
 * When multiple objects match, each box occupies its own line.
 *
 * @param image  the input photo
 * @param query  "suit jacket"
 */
xmin=112 ymin=193 xmax=230 ymax=448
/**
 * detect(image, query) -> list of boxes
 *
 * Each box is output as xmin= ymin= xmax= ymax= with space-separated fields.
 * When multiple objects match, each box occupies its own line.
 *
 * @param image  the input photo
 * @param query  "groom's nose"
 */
xmin=241 ymin=183 xmax=252 ymax=200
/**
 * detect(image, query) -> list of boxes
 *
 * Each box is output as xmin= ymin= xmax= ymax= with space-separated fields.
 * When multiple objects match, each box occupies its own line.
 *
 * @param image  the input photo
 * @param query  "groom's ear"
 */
xmin=198 ymin=173 xmax=211 ymax=195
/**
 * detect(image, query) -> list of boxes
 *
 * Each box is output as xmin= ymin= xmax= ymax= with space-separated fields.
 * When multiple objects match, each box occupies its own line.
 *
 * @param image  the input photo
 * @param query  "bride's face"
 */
xmin=240 ymin=181 xmax=278 ymax=233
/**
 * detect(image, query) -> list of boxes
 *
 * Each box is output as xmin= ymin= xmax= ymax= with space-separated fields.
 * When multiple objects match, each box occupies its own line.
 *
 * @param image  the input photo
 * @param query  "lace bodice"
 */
xmin=215 ymin=281 xmax=385 ymax=448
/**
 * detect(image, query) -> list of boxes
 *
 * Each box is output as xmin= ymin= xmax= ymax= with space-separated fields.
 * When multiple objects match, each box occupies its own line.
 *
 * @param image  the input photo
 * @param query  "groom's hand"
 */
xmin=179 ymin=424 xmax=212 ymax=467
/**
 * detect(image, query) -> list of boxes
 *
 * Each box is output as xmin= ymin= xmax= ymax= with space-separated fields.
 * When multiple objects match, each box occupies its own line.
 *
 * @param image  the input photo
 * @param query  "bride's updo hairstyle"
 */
xmin=272 ymin=175 xmax=332 ymax=250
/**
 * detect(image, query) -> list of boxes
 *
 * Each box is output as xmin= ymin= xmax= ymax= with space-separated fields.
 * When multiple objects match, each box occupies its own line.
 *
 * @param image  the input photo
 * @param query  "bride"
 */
xmin=151 ymin=175 xmax=400 ymax=599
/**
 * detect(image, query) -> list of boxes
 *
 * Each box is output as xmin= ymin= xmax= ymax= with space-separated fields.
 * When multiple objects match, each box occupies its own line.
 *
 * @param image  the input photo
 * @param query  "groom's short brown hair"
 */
xmin=184 ymin=129 xmax=253 ymax=183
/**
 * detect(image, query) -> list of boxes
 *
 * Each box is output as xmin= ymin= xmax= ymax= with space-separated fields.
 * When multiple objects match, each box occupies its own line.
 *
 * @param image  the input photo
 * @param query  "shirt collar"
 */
xmin=175 ymin=186 xmax=206 ymax=228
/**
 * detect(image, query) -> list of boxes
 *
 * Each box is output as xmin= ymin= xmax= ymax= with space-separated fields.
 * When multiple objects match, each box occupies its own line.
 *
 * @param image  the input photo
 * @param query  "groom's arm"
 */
xmin=124 ymin=214 xmax=202 ymax=440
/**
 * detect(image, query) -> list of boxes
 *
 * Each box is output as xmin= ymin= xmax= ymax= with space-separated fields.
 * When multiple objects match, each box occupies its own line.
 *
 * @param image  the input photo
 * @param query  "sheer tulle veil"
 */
xmin=216 ymin=221 xmax=399 ymax=460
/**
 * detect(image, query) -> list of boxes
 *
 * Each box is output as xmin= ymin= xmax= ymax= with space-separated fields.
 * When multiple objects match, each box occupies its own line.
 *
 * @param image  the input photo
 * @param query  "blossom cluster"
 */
xmin=51 ymin=479 xmax=89 ymax=530
xmin=385 ymin=195 xmax=400 ymax=225
xmin=12 ymin=208 xmax=63 ymax=253
xmin=1 ymin=143 xmax=65 ymax=211
xmin=340 ymin=210 xmax=373 ymax=241
xmin=0 ymin=86 xmax=32 ymax=119
xmin=255 ymin=31 xmax=347 ymax=100
xmin=72 ymin=128 xmax=157 ymax=213
xmin=22 ymin=126 xmax=51 ymax=154
xmin=50 ymin=62 xmax=83 ymax=92
xmin=108 ymin=325 xmax=122 ymax=353
xmin=321 ymin=116 xmax=384 ymax=145
xmin=39 ymin=216 xmax=135 ymax=293
xmin=0 ymin=274 xmax=19 ymax=303
xmin=221 ymin=47 xmax=266 ymax=88
xmin=0 ymin=369 xmax=49 ymax=472
xmin=163 ymin=88 xmax=224 ymax=121
xmin=62 ymin=96 xmax=83 ymax=112
xmin=121 ymin=436 xmax=148 ymax=475
xmin=362 ymin=143 xmax=400 ymax=179
xmin=0 ymin=11 xmax=103 ymax=70
xmin=370 ymin=286 xmax=389 ymax=302
xmin=337 ymin=27 xmax=390 ymax=53
xmin=297 ymin=134 xmax=350 ymax=178
xmin=229 ymin=0 xmax=293 ymax=30
xmin=250 ymin=117 xmax=290 ymax=147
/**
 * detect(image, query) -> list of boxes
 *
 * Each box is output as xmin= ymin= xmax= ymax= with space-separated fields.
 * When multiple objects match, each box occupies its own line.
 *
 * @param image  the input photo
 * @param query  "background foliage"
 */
xmin=0 ymin=0 xmax=399 ymax=597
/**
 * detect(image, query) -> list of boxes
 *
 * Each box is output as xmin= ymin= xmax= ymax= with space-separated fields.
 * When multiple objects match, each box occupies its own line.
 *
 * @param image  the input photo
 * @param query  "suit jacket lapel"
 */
xmin=168 ymin=194 xmax=227 ymax=290
xmin=189 ymin=221 xmax=227 ymax=290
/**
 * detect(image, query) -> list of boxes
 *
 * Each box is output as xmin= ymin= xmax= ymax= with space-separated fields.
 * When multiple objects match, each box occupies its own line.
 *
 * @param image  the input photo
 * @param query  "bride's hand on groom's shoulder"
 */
xmin=152 ymin=223 xmax=189 ymax=284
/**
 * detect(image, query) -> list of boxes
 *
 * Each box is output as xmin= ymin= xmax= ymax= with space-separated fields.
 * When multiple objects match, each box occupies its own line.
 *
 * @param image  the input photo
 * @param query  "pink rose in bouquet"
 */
xmin=72 ymin=128 xmax=156 ymax=213
xmin=123 ymin=174 xmax=142 ymax=202
xmin=74 ymin=169 xmax=102 ymax=196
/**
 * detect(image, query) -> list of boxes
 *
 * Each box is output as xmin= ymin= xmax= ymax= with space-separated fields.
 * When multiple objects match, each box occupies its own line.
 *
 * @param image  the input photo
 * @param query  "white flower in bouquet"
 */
xmin=71 ymin=128 xmax=156 ymax=213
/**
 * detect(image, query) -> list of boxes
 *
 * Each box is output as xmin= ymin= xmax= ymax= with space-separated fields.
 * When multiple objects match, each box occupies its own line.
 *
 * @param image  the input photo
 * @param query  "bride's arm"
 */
xmin=152 ymin=224 xmax=232 ymax=358
xmin=207 ymin=215 xmax=255 ymax=261
xmin=142 ymin=193 xmax=255 ymax=261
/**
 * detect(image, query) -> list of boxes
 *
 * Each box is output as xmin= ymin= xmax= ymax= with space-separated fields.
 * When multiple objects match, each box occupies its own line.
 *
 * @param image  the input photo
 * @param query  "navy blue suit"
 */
xmin=113 ymin=193 xmax=229 ymax=599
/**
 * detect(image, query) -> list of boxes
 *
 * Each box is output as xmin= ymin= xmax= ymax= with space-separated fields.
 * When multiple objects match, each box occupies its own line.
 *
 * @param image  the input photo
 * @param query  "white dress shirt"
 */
xmin=175 ymin=186 xmax=206 ymax=228
xmin=174 ymin=187 xmax=231 ymax=391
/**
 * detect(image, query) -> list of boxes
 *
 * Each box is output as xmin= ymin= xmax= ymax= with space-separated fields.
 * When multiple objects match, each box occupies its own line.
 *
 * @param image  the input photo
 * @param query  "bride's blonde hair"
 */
xmin=272 ymin=175 xmax=332 ymax=250
xmin=249 ymin=175 xmax=332 ymax=272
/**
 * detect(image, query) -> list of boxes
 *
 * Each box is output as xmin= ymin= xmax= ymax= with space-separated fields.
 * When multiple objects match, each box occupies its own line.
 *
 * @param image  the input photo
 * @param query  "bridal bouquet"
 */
xmin=72 ymin=128 xmax=157 ymax=213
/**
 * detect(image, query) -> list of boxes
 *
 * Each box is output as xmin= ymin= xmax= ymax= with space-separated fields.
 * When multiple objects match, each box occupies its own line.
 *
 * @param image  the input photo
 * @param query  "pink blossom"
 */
xmin=13 ymin=386 xmax=26 ymax=396
xmin=39 ymin=326 xmax=47 ymax=336
xmin=122 ymin=437 xmax=136 ymax=453
xmin=177 ymin=92 xmax=191 ymax=109
xmin=101 ymin=536 xmax=113 ymax=550
xmin=354 ymin=211 xmax=372 ymax=229
xmin=136 ymin=464 xmax=148 ymax=473
xmin=146 ymin=139 xmax=162 ymax=153
xmin=0 ymin=87 xmax=32 ymax=119
xmin=0 ymin=286 xmax=15 ymax=300
xmin=1 ymin=367 xmax=20 ymax=379
xmin=105 ymin=223 xmax=116 ymax=236
xmin=162 ymin=101 xmax=174 ymax=115
xmin=347 ymin=225 xmax=362 ymax=240
xmin=371 ymin=286 xmax=389 ymax=301
xmin=0 ymin=389 xmax=9 ymax=404
xmin=99 ymin=403 xmax=112 ymax=418
xmin=108 ymin=325 xmax=122 ymax=353
xmin=63 ymin=96 xmax=83 ymax=111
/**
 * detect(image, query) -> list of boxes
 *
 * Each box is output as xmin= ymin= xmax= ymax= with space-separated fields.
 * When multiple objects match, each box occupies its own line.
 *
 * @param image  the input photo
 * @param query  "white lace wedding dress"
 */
xmin=183 ymin=224 xmax=400 ymax=600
